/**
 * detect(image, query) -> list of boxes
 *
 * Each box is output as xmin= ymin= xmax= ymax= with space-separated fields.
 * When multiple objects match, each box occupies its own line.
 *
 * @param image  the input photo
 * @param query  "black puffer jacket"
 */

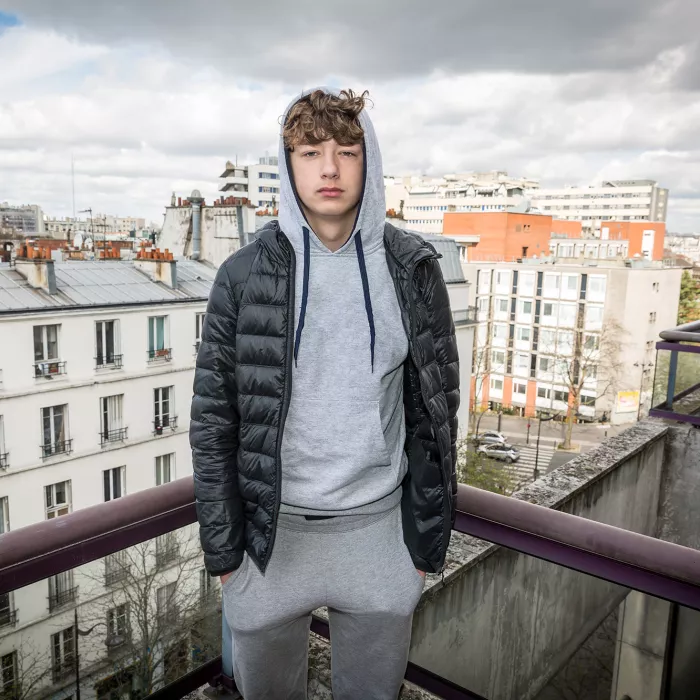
xmin=190 ymin=222 xmax=459 ymax=576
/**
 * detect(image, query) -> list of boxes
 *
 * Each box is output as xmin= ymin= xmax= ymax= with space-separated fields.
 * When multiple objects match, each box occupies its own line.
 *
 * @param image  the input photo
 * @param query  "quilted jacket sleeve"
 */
xmin=424 ymin=258 xmax=460 ymax=524
xmin=190 ymin=260 xmax=245 ymax=576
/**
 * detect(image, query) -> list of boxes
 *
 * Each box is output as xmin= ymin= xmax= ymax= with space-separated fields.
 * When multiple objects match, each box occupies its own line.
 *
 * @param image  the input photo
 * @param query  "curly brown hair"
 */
xmin=283 ymin=89 xmax=369 ymax=150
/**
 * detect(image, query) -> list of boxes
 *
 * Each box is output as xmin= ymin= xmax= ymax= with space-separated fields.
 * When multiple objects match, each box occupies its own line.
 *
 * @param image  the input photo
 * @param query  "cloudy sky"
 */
xmin=1 ymin=1 xmax=699 ymax=230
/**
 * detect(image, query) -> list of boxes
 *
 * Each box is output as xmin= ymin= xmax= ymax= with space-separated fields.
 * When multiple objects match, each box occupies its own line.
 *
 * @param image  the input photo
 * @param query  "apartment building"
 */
xmin=0 ymin=203 xmax=44 ymax=237
xmin=219 ymin=156 xmax=280 ymax=209
xmin=44 ymin=214 xmax=148 ymax=239
xmin=465 ymin=259 xmax=682 ymax=425
xmin=0 ymin=253 xmax=216 ymax=699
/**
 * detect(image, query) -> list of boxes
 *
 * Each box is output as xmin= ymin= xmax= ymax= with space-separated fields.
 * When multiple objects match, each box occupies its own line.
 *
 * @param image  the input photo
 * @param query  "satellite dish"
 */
xmin=73 ymin=233 xmax=83 ymax=249
xmin=85 ymin=237 xmax=94 ymax=250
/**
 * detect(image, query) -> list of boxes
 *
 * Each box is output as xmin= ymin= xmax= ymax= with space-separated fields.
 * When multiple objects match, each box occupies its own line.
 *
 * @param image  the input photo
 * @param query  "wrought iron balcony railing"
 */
xmin=41 ymin=439 xmax=72 ymax=459
xmin=147 ymin=348 xmax=172 ymax=363
xmin=0 ymin=607 xmax=17 ymax=628
xmin=95 ymin=353 xmax=123 ymax=370
xmin=34 ymin=360 xmax=67 ymax=378
xmin=48 ymin=585 xmax=79 ymax=612
xmin=0 ymin=452 xmax=8 ymax=470
xmin=100 ymin=427 xmax=128 ymax=446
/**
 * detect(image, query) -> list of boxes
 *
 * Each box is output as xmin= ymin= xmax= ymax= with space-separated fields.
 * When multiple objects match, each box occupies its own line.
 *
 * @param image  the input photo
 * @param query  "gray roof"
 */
xmin=419 ymin=233 xmax=466 ymax=284
xmin=0 ymin=260 xmax=215 ymax=313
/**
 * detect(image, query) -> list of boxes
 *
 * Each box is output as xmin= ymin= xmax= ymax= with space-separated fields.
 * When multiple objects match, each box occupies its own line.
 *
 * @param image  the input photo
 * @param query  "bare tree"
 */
xmin=470 ymin=326 xmax=492 ymax=434
xmin=538 ymin=318 xmax=625 ymax=450
xmin=0 ymin=638 xmax=52 ymax=700
xmin=77 ymin=528 xmax=220 ymax=698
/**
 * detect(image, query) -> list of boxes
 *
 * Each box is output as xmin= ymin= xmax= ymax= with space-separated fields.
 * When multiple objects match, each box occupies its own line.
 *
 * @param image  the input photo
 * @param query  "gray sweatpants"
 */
xmin=222 ymin=503 xmax=425 ymax=700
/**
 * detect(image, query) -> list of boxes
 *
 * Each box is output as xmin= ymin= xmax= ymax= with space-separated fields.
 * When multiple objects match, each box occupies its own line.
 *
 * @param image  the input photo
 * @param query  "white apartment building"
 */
xmin=0 ymin=255 xmax=217 ymax=699
xmin=44 ymin=215 xmax=149 ymax=240
xmin=387 ymin=175 xmax=668 ymax=238
xmin=0 ymin=203 xmax=44 ymax=237
xmin=464 ymin=259 xmax=682 ymax=426
xmin=529 ymin=180 xmax=669 ymax=235
xmin=219 ymin=156 xmax=280 ymax=209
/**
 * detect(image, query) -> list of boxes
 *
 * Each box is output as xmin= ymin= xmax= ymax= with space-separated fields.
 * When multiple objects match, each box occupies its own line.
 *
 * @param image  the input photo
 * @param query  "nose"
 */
xmin=320 ymin=151 xmax=339 ymax=180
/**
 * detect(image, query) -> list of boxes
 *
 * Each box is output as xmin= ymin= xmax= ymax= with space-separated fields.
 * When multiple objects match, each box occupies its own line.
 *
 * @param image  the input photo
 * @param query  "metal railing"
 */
xmin=41 ymin=439 xmax=73 ymax=459
xmin=649 ymin=320 xmax=700 ymax=426
xmin=0 ymin=452 xmax=7 ymax=470
xmin=153 ymin=417 xmax=178 ymax=436
xmin=95 ymin=354 xmax=123 ymax=370
xmin=48 ymin=586 xmax=79 ymax=612
xmin=2 ymin=475 xmax=700 ymax=699
xmin=0 ymin=607 xmax=17 ymax=628
xmin=34 ymin=360 xmax=67 ymax=378
xmin=147 ymin=348 xmax=172 ymax=363
xmin=452 ymin=307 xmax=478 ymax=327
xmin=100 ymin=427 xmax=128 ymax=446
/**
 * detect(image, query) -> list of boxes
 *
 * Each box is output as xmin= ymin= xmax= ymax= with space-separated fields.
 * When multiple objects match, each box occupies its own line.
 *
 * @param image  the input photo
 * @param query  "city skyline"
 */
xmin=0 ymin=2 xmax=699 ymax=230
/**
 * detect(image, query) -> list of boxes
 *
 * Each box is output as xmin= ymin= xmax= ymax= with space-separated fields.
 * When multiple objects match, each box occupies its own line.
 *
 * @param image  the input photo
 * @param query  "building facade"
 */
xmin=0 ymin=203 xmax=44 ymax=237
xmin=464 ymin=259 xmax=682 ymax=425
xmin=0 ymin=254 xmax=217 ymax=699
xmin=219 ymin=156 xmax=280 ymax=209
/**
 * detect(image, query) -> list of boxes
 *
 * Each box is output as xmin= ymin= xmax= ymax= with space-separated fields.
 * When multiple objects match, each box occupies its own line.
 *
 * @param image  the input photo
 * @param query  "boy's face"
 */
xmin=289 ymin=138 xmax=364 ymax=223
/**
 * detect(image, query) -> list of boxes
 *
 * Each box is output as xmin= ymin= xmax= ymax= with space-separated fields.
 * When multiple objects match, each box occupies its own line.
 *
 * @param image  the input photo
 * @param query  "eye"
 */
xmin=340 ymin=150 xmax=359 ymax=157
xmin=301 ymin=150 xmax=319 ymax=157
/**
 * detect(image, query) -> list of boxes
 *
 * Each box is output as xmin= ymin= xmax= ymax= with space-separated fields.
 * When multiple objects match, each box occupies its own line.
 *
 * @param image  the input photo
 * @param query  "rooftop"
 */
xmin=0 ymin=259 xmax=215 ymax=313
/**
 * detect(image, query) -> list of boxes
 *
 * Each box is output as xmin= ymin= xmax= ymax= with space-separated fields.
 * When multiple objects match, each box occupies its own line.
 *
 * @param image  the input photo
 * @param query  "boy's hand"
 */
xmin=417 ymin=570 xmax=426 ymax=578
xmin=220 ymin=571 xmax=233 ymax=585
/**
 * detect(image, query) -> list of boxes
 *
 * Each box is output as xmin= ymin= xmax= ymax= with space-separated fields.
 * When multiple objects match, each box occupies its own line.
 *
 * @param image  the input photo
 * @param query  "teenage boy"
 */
xmin=191 ymin=87 xmax=459 ymax=700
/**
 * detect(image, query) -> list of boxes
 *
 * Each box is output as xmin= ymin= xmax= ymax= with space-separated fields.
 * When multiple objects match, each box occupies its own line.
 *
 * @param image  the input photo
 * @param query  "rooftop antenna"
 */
xmin=71 ymin=155 xmax=76 ymax=220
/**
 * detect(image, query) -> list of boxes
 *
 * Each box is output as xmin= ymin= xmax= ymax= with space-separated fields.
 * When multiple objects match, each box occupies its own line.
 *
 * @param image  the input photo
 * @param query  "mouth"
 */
xmin=317 ymin=187 xmax=344 ymax=198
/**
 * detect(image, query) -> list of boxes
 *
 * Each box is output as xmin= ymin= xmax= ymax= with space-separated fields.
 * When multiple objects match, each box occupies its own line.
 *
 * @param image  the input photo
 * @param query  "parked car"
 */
xmin=477 ymin=443 xmax=521 ymax=464
xmin=469 ymin=430 xmax=507 ymax=446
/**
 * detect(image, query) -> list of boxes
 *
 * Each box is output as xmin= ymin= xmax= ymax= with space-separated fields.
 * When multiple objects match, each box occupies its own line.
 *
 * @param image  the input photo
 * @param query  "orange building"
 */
xmin=601 ymin=221 xmax=665 ymax=261
xmin=443 ymin=212 xmax=582 ymax=262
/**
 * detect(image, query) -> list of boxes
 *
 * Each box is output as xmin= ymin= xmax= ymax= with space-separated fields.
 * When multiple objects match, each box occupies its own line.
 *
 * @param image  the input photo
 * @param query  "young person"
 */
xmin=191 ymin=88 xmax=459 ymax=700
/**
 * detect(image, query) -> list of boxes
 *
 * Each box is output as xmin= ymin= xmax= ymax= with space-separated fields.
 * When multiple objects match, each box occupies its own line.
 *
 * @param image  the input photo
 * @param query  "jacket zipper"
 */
xmin=262 ymin=238 xmax=296 ymax=573
xmin=387 ymin=247 xmax=449 ymax=575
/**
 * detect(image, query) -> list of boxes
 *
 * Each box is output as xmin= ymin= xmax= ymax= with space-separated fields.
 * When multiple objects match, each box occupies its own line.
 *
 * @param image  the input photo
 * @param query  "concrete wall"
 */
xmin=408 ymin=422 xmax=667 ymax=700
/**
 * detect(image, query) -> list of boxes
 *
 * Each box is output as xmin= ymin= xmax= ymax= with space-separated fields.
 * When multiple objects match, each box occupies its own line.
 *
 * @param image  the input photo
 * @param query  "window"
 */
xmin=154 ymin=387 xmax=174 ymax=431
xmin=156 ymin=454 xmax=174 ymax=485
xmin=586 ymin=366 xmax=598 ymax=380
xmin=103 ymin=467 xmax=125 ymax=502
xmin=652 ymin=282 xmax=660 ymax=292
xmin=105 ymin=551 xmax=129 ymax=586
xmin=148 ymin=316 xmax=170 ymax=361
xmin=107 ymin=604 xmax=129 ymax=644
xmin=0 ymin=497 xmax=8 ymax=534
xmin=539 ymin=357 xmax=553 ymax=373
xmin=0 ymin=416 xmax=6 ymax=469
xmin=42 ymin=405 xmax=69 ymax=457
xmin=477 ymin=297 xmax=490 ymax=313
xmin=49 ymin=570 xmax=76 ymax=611
xmin=586 ymin=306 xmax=604 ymax=328
xmin=515 ymin=353 xmax=530 ymax=371
xmin=1 ymin=652 xmax=17 ymax=698
xmin=496 ymin=298 xmax=508 ymax=313
xmin=33 ymin=324 xmax=59 ymax=362
xmin=100 ymin=395 xmax=125 ymax=444
xmin=558 ymin=304 xmax=577 ymax=327
xmin=516 ymin=327 xmax=531 ymax=342
xmin=96 ymin=320 xmax=120 ymax=368
xmin=52 ymin=626 xmax=75 ymax=682
xmin=543 ymin=303 xmax=555 ymax=317
xmin=478 ymin=270 xmax=491 ymax=293
xmin=563 ymin=274 xmax=578 ymax=291
xmin=492 ymin=350 xmax=505 ymax=365
xmin=519 ymin=271 xmax=536 ymax=295
xmin=195 ymin=313 xmax=206 ymax=352
xmin=156 ymin=533 xmax=179 ymax=567
xmin=584 ymin=334 xmax=600 ymax=351
xmin=537 ymin=387 xmax=551 ymax=399
xmin=490 ymin=378 xmax=503 ymax=391
xmin=513 ymin=382 xmax=527 ymax=395
xmin=581 ymin=394 xmax=596 ymax=407
xmin=157 ymin=582 xmax=177 ymax=622
xmin=649 ymin=312 xmax=657 ymax=322
xmin=492 ymin=324 xmax=508 ymax=340
xmin=45 ymin=481 xmax=71 ymax=519
xmin=588 ymin=276 xmax=607 ymax=299
xmin=520 ymin=300 xmax=533 ymax=314
xmin=496 ymin=270 xmax=510 ymax=287
xmin=200 ymin=569 xmax=213 ymax=602
xmin=554 ymin=390 xmax=569 ymax=403
xmin=543 ymin=273 xmax=560 ymax=291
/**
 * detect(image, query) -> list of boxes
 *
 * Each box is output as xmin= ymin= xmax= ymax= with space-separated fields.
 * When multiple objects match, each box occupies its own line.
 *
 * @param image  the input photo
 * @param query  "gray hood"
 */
xmin=277 ymin=87 xmax=387 ymax=370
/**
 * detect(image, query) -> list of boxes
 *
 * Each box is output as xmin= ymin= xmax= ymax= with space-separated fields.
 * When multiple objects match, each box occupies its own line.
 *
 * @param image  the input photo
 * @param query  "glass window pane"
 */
xmin=148 ymin=318 xmax=154 ymax=353
xmin=96 ymin=322 xmax=104 ymax=363
xmin=156 ymin=317 xmax=165 ymax=350
xmin=106 ymin=321 xmax=114 ymax=362
xmin=46 ymin=326 xmax=58 ymax=360
xmin=33 ymin=326 xmax=44 ymax=361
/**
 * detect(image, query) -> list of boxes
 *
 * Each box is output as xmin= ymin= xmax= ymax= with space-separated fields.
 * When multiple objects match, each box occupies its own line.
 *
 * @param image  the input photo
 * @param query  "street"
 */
xmin=469 ymin=413 xmax=630 ymax=477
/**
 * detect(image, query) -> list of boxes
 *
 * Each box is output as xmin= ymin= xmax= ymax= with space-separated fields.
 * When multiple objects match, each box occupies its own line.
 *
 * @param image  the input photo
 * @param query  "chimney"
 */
xmin=15 ymin=245 xmax=58 ymax=294
xmin=134 ymin=247 xmax=177 ymax=289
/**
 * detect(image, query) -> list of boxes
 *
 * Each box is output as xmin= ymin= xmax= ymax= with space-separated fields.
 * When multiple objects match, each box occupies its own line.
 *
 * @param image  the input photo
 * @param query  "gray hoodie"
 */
xmin=278 ymin=87 xmax=408 ymax=516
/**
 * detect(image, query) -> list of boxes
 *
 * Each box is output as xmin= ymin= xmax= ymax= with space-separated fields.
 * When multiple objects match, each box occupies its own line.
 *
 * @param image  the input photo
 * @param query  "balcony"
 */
xmin=153 ymin=416 xmax=178 ymax=436
xmin=0 ymin=607 xmax=17 ymax=628
xmin=95 ymin=353 xmax=123 ymax=370
xmin=0 ymin=452 xmax=7 ymax=470
xmin=52 ymin=661 xmax=75 ymax=683
xmin=147 ymin=348 xmax=172 ymax=363
xmin=49 ymin=586 xmax=78 ymax=612
xmin=41 ymin=439 xmax=72 ymax=459
xmin=2 ymin=416 xmax=700 ymax=700
xmin=155 ymin=537 xmax=179 ymax=568
xmin=452 ymin=306 xmax=478 ymax=327
xmin=100 ymin=427 xmax=128 ymax=446
xmin=34 ymin=360 xmax=67 ymax=379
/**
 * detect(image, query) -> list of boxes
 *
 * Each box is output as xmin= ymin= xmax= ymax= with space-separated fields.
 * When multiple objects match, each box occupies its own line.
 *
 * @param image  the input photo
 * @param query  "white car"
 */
xmin=477 ymin=443 xmax=521 ymax=464
xmin=470 ymin=430 xmax=507 ymax=446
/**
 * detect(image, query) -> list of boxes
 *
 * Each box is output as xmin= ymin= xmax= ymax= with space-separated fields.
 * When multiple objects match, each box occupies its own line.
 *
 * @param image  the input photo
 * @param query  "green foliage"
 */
xmin=677 ymin=270 xmax=700 ymax=325
xmin=456 ymin=438 xmax=518 ymax=496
